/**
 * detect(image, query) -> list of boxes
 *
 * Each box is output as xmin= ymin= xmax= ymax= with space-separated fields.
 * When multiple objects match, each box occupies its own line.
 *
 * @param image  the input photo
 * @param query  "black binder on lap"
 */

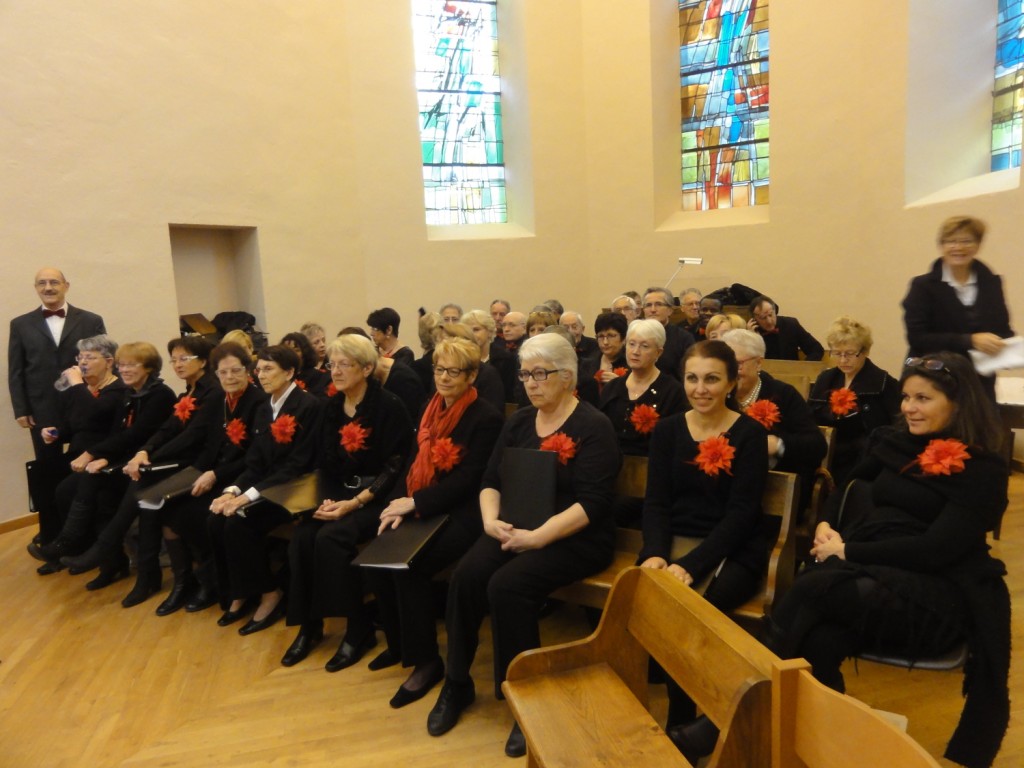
xmin=498 ymin=447 xmax=557 ymax=529
xmin=353 ymin=514 xmax=450 ymax=570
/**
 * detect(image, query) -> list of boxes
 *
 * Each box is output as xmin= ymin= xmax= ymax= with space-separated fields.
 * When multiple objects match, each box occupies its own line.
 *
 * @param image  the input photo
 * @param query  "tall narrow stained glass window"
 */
xmin=992 ymin=1 xmax=1024 ymax=171
xmin=413 ymin=0 xmax=506 ymax=225
xmin=679 ymin=1 xmax=769 ymax=211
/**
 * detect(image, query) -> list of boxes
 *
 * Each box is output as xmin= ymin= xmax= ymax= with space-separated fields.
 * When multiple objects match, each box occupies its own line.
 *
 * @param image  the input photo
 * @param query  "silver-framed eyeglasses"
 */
xmin=169 ymin=355 xmax=198 ymax=365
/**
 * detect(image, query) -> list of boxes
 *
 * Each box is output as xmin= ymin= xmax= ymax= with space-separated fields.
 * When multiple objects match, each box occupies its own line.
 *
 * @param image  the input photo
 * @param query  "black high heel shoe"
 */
xmin=217 ymin=598 xmax=257 ymax=627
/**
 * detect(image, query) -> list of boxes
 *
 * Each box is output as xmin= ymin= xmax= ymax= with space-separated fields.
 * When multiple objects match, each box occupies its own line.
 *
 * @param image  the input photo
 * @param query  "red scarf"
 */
xmin=405 ymin=388 xmax=478 ymax=494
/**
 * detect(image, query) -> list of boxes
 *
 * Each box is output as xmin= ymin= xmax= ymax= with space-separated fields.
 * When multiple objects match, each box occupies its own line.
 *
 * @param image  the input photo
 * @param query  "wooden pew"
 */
xmin=760 ymin=359 xmax=828 ymax=400
xmin=772 ymin=658 xmax=941 ymax=768
xmin=551 ymin=464 xmax=800 ymax=634
xmin=504 ymin=567 xmax=777 ymax=768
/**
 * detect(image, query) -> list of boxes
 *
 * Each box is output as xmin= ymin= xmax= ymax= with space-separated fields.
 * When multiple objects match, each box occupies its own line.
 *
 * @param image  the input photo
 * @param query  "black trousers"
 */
xmin=27 ymin=433 xmax=69 ymax=543
xmin=286 ymin=505 xmax=380 ymax=634
xmin=444 ymin=531 xmax=612 ymax=696
xmin=367 ymin=519 xmax=479 ymax=668
xmin=208 ymin=502 xmax=291 ymax=601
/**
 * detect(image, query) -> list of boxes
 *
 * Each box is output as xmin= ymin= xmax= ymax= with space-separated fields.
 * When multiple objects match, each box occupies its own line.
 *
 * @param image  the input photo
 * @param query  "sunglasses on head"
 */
xmin=904 ymin=357 xmax=949 ymax=373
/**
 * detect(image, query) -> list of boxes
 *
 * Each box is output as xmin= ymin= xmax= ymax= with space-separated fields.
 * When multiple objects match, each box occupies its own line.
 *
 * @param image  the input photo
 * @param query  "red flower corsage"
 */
xmin=629 ymin=403 xmax=660 ymax=435
xmin=294 ymin=379 xmax=307 ymax=391
xmin=431 ymin=437 xmax=462 ymax=472
xmin=339 ymin=420 xmax=371 ymax=454
xmin=746 ymin=399 xmax=781 ymax=430
xmin=225 ymin=418 xmax=247 ymax=447
xmin=613 ymin=367 xmax=628 ymax=378
xmin=693 ymin=435 xmax=735 ymax=477
xmin=830 ymin=388 xmax=858 ymax=417
xmin=174 ymin=395 xmax=197 ymax=423
xmin=326 ymin=383 xmax=338 ymax=398
xmin=271 ymin=413 xmax=298 ymax=444
xmin=908 ymin=438 xmax=970 ymax=476
xmin=540 ymin=432 xmax=578 ymax=465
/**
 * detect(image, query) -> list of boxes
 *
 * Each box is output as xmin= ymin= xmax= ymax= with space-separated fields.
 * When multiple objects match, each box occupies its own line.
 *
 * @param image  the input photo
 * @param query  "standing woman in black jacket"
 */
xmin=207 ymin=345 xmax=323 ymax=635
xmin=364 ymin=337 xmax=503 ymax=708
xmin=902 ymin=216 xmax=1014 ymax=398
xmin=281 ymin=334 xmax=413 ymax=670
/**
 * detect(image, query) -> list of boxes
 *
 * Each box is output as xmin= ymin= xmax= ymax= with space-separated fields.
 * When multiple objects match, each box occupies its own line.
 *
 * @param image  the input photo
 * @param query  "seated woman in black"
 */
xmin=36 ymin=341 xmax=175 ymax=579
xmin=207 ymin=345 xmax=323 ymax=635
xmin=281 ymin=334 xmax=412 ymax=670
xmin=365 ymin=337 xmax=503 ymax=707
xmin=30 ymin=335 xmax=125 ymax=571
xmin=768 ymin=353 xmax=1010 ymax=768
xmin=437 ymin=322 xmax=506 ymax=414
xmin=410 ymin=312 xmax=443 ymax=393
xmin=638 ymin=340 xmax=768 ymax=761
xmin=807 ymin=316 xmax=899 ymax=487
xmin=119 ymin=342 xmax=268 ymax=612
xmin=60 ymin=335 xmax=218 ymax=586
xmin=462 ymin=309 xmax=515 ymax=404
xmin=588 ymin=311 xmax=629 ymax=396
xmin=368 ymin=307 xmax=415 ymax=366
xmin=281 ymin=331 xmax=331 ymax=398
xmin=426 ymin=334 xmax=621 ymax=758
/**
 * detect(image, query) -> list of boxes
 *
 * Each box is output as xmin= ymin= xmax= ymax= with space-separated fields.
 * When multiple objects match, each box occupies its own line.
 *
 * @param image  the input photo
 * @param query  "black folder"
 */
xmin=499 ymin=447 xmax=557 ymax=529
xmin=352 ymin=514 xmax=450 ymax=570
xmin=137 ymin=467 xmax=203 ymax=509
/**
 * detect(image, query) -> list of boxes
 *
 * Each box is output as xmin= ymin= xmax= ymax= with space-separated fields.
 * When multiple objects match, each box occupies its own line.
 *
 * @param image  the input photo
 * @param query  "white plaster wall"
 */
xmin=0 ymin=0 xmax=1021 ymax=522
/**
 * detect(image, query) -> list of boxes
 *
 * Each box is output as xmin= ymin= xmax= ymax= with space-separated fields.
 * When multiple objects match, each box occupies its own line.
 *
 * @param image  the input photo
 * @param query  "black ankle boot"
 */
xmin=155 ymin=539 xmax=195 ymax=616
xmin=185 ymin=560 xmax=219 ymax=613
xmin=667 ymin=715 xmax=720 ymax=763
xmin=122 ymin=567 xmax=163 ymax=608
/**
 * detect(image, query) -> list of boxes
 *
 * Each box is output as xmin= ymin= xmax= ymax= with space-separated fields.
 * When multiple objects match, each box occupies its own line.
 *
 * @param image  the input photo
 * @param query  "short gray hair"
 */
xmin=611 ymin=295 xmax=637 ymax=312
xmin=461 ymin=309 xmax=496 ymax=341
xmin=721 ymin=328 xmax=766 ymax=359
xmin=327 ymin=334 xmax=379 ymax=369
xmin=78 ymin=334 xmax=118 ymax=358
xmin=626 ymin=318 xmax=666 ymax=348
xmin=519 ymin=333 xmax=577 ymax=388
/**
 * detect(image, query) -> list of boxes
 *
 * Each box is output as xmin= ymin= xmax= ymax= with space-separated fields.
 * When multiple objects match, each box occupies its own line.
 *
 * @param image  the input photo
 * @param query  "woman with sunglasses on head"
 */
xmin=426 ymin=334 xmax=621 ymax=758
xmin=808 ymin=317 xmax=900 ymax=488
xmin=769 ymin=352 xmax=1010 ymax=768
xmin=362 ymin=337 xmax=503 ymax=708
xmin=281 ymin=334 xmax=413 ymax=670
xmin=902 ymin=216 xmax=1014 ymax=399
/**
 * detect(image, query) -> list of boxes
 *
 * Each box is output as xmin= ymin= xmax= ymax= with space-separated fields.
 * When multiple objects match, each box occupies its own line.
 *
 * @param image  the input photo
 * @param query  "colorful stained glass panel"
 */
xmin=992 ymin=1 xmax=1024 ymax=171
xmin=679 ymin=0 xmax=769 ymax=210
xmin=413 ymin=0 xmax=507 ymax=225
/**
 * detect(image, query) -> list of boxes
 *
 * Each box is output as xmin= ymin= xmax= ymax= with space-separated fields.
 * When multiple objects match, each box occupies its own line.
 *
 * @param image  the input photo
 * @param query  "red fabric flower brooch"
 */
xmin=540 ymin=432 xmax=578 ymax=465
xmin=694 ymin=435 xmax=735 ymax=477
xmin=908 ymin=438 xmax=970 ymax=476
xmin=339 ymin=420 xmax=371 ymax=454
xmin=326 ymin=383 xmax=338 ymax=398
xmin=174 ymin=395 xmax=197 ymax=423
xmin=746 ymin=399 xmax=781 ymax=430
xmin=294 ymin=379 xmax=307 ymax=391
xmin=829 ymin=388 xmax=858 ymax=417
xmin=431 ymin=437 xmax=463 ymax=472
xmin=225 ymin=418 xmax=247 ymax=447
xmin=629 ymin=404 xmax=660 ymax=435
xmin=271 ymin=413 xmax=298 ymax=444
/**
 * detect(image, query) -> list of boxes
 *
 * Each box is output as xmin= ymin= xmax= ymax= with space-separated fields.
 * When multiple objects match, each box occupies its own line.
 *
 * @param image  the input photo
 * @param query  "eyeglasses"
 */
xmin=682 ymin=301 xmax=701 ymax=309
xmin=626 ymin=340 xmax=656 ymax=352
xmin=735 ymin=357 xmax=759 ymax=367
xmin=829 ymin=349 xmax=863 ymax=360
xmin=596 ymin=333 xmax=621 ymax=342
xmin=753 ymin=311 xmax=775 ymax=321
xmin=116 ymin=361 xmax=142 ymax=370
xmin=941 ymin=238 xmax=977 ymax=247
xmin=642 ymin=301 xmax=670 ymax=310
xmin=905 ymin=357 xmax=950 ymax=373
xmin=76 ymin=354 xmax=108 ymax=364
xmin=169 ymin=355 xmax=198 ymax=364
xmin=517 ymin=368 xmax=560 ymax=382
xmin=216 ymin=367 xmax=246 ymax=377
xmin=327 ymin=360 xmax=358 ymax=371
xmin=433 ymin=366 xmax=468 ymax=378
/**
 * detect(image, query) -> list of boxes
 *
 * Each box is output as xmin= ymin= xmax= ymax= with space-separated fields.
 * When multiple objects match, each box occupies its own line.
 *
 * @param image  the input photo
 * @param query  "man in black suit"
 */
xmin=559 ymin=310 xmax=599 ymax=361
xmin=8 ymin=268 xmax=106 ymax=540
xmin=747 ymin=294 xmax=824 ymax=361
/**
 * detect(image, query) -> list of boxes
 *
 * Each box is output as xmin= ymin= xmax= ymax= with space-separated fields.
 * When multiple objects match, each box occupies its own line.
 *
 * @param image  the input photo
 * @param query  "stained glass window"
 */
xmin=992 ymin=1 xmax=1024 ymax=171
xmin=413 ymin=0 xmax=506 ymax=225
xmin=679 ymin=1 xmax=769 ymax=211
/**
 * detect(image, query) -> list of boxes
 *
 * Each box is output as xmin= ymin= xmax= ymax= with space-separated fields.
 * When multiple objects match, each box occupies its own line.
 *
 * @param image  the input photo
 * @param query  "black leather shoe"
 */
xmin=426 ymin=679 xmax=475 ymax=736
xmin=155 ymin=575 xmax=197 ymax=617
xmin=238 ymin=601 xmax=286 ymax=636
xmin=184 ymin=584 xmax=219 ymax=613
xmin=368 ymin=648 xmax=401 ymax=671
xmin=390 ymin=661 xmax=445 ymax=709
xmin=61 ymin=543 xmax=109 ymax=574
xmin=36 ymin=560 xmax=64 ymax=575
xmin=38 ymin=536 xmax=83 ymax=563
xmin=217 ymin=599 xmax=256 ymax=627
xmin=504 ymin=722 xmax=526 ymax=758
xmin=121 ymin=571 xmax=163 ymax=608
xmin=86 ymin=565 xmax=130 ymax=591
xmin=27 ymin=540 xmax=46 ymax=562
xmin=325 ymin=632 xmax=377 ymax=673
xmin=281 ymin=627 xmax=324 ymax=667
xmin=667 ymin=715 xmax=719 ymax=764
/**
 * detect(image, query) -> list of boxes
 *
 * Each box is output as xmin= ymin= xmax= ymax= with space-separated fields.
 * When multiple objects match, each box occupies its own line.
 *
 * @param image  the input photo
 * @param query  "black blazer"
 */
xmin=7 ymin=304 xmax=106 ymax=423
xmin=232 ymin=386 xmax=324 ymax=494
xmin=386 ymin=397 xmax=503 ymax=534
xmin=144 ymin=371 xmax=222 ymax=463
xmin=758 ymin=316 xmax=824 ymax=361
xmin=656 ymin=324 xmax=695 ymax=380
xmin=52 ymin=378 xmax=128 ymax=457
xmin=192 ymin=383 xmax=270 ymax=486
xmin=383 ymin=361 xmax=427 ymax=423
xmin=89 ymin=377 xmax=177 ymax=462
xmin=599 ymin=371 xmax=686 ymax=456
xmin=754 ymin=372 xmax=828 ymax=501
xmin=902 ymin=257 xmax=1013 ymax=357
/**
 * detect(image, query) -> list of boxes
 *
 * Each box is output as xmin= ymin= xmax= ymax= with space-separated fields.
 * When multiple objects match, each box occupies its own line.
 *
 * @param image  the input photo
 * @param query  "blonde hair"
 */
xmin=222 ymin=329 xmax=254 ymax=354
xmin=433 ymin=337 xmax=481 ymax=371
xmin=825 ymin=316 xmax=873 ymax=353
xmin=705 ymin=313 xmax=745 ymax=339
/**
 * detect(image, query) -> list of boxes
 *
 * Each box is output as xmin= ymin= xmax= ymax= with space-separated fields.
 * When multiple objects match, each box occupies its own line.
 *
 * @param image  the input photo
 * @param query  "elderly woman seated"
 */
xmin=704 ymin=313 xmax=745 ymax=341
xmin=410 ymin=312 xmax=444 ymax=393
xmin=300 ymin=322 xmax=328 ymax=371
xmin=426 ymin=334 xmax=621 ymax=758
xmin=587 ymin=311 xmax=629 ymax=396
xmin=807 ymin=316 xmax=900 ymax=487
xmin=462 ymin=309 xmax=516 ymax=403
xmin=526 ymin=309 xmax=557 ymax=338
xmin=722 ymin=329 xmax=826 ymax=502
xmin=281 ymin=332 xmax=331 ymax=397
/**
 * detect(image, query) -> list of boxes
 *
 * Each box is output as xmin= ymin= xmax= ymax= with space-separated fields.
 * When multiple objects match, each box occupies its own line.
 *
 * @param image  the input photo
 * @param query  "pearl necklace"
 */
xmin=739 ymin=374 xmax=762 ymax=410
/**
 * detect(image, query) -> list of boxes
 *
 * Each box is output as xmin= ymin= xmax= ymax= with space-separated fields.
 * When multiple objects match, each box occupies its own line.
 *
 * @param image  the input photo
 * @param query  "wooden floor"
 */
xmin=1 ymin=477 xmax=1022 ymax=767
